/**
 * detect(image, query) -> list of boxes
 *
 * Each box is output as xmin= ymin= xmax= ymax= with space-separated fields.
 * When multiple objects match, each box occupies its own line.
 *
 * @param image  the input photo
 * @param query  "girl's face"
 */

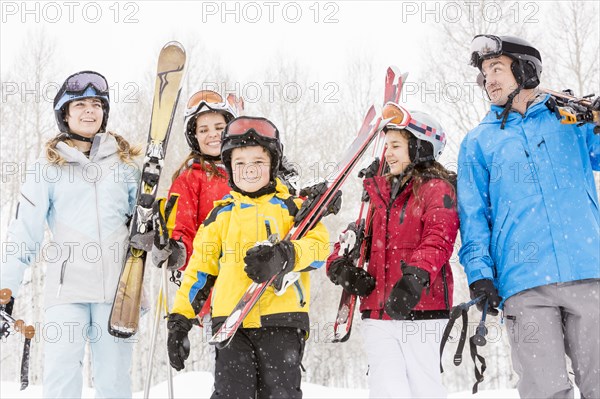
xmin=384 ymin=129 xmax=412 ymax=176
xmin=66 ymin=98 xmax=104 ymax=137
xmin=195 ymin=112 xmax=227 ymax=157
xmin=231 ymin=145 xmax=271 ymax=193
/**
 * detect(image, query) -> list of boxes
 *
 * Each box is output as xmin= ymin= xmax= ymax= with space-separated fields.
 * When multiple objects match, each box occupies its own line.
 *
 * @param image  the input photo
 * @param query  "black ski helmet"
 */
xmin=184 ymin=90 xmax=237 ymax=154
xmin=470 ymin=35 xmax=542 ymax=89
xmin=221 ymin=116 xmax=283 ymax=188
xmin=53 ymin=71 xmax=110 ymax=134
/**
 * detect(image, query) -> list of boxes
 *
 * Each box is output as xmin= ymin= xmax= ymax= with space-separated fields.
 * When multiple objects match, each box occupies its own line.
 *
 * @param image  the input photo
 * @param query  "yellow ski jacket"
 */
xmin=171 ymin=181 xmax=330 ymax=333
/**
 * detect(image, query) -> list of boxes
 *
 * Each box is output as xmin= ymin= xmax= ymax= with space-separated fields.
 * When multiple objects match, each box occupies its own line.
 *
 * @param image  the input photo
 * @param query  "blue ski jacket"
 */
xmin=457 ymin=94 xmax=600 ymax=304
xmin=1 ymin=133 xmax=140 ymax=309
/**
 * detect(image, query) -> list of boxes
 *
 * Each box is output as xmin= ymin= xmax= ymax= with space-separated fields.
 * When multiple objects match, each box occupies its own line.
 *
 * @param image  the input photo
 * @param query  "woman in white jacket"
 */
xmin=1 ymin=71 xmax=141 ymax=398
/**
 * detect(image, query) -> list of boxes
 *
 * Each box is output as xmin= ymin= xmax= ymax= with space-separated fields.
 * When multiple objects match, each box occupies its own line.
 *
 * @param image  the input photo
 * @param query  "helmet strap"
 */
xmin=65 ymin=132 xmax=95 ymax=143
xmin=497 ymin=85 xmax=523 ymax=130
xmin=231 ymin=180 xmax=277 ymax=198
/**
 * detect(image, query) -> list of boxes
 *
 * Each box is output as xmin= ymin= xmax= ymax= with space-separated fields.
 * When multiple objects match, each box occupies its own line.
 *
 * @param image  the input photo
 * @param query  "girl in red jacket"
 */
xmin=327 ymin=103 xmax=458 ymax=398
xmin=155 ymin=90 xmax=237 ymax=274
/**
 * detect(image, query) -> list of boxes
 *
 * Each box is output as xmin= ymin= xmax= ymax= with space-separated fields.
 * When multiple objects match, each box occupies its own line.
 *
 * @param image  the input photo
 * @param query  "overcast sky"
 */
xmin=0 ymin=1 xmax=442 ymax=101
xmin=2 ymin=1 xmax=595 ymax=119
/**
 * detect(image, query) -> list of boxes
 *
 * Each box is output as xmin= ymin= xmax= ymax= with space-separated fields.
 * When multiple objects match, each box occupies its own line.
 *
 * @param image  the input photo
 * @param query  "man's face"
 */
xmin=481 ymin=55 xmax=519 ymax=106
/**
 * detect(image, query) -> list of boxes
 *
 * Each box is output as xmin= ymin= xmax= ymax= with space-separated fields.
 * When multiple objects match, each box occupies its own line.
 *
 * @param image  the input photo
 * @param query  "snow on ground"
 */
xmin=1 ymin=371 xmax=519 ymax=399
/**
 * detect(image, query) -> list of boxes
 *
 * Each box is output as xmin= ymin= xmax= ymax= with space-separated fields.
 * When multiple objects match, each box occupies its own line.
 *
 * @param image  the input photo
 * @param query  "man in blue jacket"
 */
xmin=458 ymin=34 xmax=600 ymax=398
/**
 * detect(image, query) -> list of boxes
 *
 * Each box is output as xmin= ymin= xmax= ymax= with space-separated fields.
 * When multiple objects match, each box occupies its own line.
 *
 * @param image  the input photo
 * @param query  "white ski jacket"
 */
xmin=1 ymin=133 xmax=140 ymax=309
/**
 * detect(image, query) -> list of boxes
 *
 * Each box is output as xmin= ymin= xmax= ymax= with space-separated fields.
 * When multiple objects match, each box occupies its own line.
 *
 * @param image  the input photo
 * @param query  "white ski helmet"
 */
xmin=382 ymin=102 xmax=446 ymax=163
xmin=184 ymin=90 xmax=238 ymax=154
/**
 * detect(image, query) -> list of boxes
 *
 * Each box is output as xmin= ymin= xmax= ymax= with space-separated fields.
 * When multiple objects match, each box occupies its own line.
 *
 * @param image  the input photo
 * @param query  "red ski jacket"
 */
xmin=167 ymin=161 xmax=230 ymax=269
xmin=328 ymin=176 xmax=458 ymax=320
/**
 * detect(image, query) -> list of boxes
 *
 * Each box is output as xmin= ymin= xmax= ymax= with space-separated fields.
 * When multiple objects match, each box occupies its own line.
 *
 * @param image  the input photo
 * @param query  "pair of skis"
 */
xmin=0 ymin=288 xmax=35 ymax=390
xmin=331 ymin=66 xmax=409 ymax=342
xmin=208 ymin=102 xmax=393 ymax=348
xmin=540 ymin=88 xmax=599 ymax=127
xmin=108 ymin=42 xmax=187 ymax=338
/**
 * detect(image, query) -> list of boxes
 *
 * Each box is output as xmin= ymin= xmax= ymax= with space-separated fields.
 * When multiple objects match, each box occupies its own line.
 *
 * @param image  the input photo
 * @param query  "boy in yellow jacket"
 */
xmin=167 ymin=116 xmax=329 ymax=398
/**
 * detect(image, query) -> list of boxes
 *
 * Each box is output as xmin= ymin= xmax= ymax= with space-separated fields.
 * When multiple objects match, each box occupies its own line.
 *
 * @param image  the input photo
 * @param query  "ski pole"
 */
xmin=143 ymin=278 xmax=164 ymax=399
xmin=162 ymin=262 xmax=174 ymax=399
xmin=0 ymin=289 xmax=35 ymax=390
xmin=471 ymin=298 xmax=489 ymax=347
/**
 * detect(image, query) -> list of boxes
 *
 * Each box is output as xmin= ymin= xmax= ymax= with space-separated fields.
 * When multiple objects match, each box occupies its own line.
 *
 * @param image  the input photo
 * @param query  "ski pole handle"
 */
xmin=0 ymin=310 xmax=35 ymax=340
xmin=472 ymin=298 xmax=488 ymax=347
xmin=0 ymin=288 xmax=12 ymax=305
xmin=457 ymin=295 xmax=486 ymax=311
xmin=0 ymin=289 xmax=35 ymax=340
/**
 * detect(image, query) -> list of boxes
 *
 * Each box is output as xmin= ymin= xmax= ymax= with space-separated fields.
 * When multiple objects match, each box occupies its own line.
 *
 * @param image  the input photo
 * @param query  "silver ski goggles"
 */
xmin=185 ymin=90 xmax=231 ymax=118
xmin=62 ymin=71 xmax=109 ymax=94
xmin=470 ymin=34 xmax=542 ymax=69
xmin=470 ymin=35 xmax=503 ymax=68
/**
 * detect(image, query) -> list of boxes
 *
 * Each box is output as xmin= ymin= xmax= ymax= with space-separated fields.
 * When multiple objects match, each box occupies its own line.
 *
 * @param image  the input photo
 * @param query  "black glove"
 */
xmin=327 ymin=257 xmax=375 ymax=297
xmin=385 ymin=263 xmax=429 ymax=320
xmin=469 ymin=279 xmax=502 ymax=316
xmin=150 ymin=199 xmax=186 ymax=270
xmin=0 ymin=296 xmax=15 ymax=337
xmin=244 ymin=240 xmax=295 ymax=283
xmin=167 ymin=313 xmax=193 ymax=371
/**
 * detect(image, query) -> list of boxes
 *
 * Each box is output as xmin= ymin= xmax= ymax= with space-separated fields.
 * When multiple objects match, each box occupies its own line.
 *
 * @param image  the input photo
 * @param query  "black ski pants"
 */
xmin=211 ymin=326 xmax=305 ymax=399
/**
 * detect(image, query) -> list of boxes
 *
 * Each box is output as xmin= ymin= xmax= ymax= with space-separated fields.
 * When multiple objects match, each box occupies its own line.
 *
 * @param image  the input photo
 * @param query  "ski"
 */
xmin=0 ymin=288 xmax=36 ymax=390
xmin=208 ymin=105 xmax=391 ymax=348
xmin=109 ymin=41 xmax=187 ymax=338
xmin=332 ymin=67 xmax=409 ymax=343
xmin=541 ymin=88 xmax=599 ymax=125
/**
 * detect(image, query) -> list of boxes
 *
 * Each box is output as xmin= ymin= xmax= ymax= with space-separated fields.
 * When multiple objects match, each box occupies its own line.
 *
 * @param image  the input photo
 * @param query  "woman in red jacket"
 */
xmin=327 ymin=103 xmax=458 ymax=398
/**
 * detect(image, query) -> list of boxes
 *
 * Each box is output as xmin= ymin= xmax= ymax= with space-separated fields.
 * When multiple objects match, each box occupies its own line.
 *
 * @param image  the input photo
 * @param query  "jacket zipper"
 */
xmin=93 ymin=180 xmax=105 ymax=300
xmin=399 ymin=196 xmax=409 ymax=224
xmin=293 ymin=281 xmax=306 ymax=307
xmin=56 ymin=246 xmax=72 ymax=298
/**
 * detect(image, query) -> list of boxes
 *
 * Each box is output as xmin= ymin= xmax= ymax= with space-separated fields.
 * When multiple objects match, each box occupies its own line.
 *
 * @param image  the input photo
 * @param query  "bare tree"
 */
xmin=542 ymin=1 xmax=600 ymax=96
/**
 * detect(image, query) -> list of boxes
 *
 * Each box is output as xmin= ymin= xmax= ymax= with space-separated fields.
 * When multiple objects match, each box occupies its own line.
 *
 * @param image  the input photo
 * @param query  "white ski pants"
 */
xmin=361 ymin=318 xmax=448 ymax=398
xmin=43 ymin=303 xmax=133 ymax=398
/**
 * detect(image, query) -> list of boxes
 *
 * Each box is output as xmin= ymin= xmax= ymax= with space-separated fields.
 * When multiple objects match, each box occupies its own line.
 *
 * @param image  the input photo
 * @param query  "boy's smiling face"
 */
xmin=231 ymin=145 xmax=272 ymax=193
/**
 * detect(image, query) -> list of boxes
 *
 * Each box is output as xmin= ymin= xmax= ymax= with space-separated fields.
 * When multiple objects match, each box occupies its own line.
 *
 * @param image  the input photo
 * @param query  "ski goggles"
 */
xmin=185 ymin=90 xmax=230 ymax=117
xmin=382 ymin=103 xmax=445 ymax=142
xmin=382 ymin=102 xmax=411 ymax=128
xmin=470 ymin=34 xmax=541 ymax=68
xmin=470 ymin=35 xmax=503 ymax=67
xmin=223 ymin=116 xmax=279 ymax=142
xmin=54 ymin=71 xmax=109 ymax=111
xmin=62 ymin=71 xmax=109 ymax=94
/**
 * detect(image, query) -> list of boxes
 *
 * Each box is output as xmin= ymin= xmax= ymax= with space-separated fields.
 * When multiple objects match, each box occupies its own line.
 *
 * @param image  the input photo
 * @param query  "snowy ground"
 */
xmin=1 ymin=371 xmax=519 ymax=398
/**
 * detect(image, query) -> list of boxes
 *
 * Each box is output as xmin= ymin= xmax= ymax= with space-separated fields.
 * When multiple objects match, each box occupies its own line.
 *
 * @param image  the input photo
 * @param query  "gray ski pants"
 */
xmin=503 ymin=279 xmax=600 ymax=399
